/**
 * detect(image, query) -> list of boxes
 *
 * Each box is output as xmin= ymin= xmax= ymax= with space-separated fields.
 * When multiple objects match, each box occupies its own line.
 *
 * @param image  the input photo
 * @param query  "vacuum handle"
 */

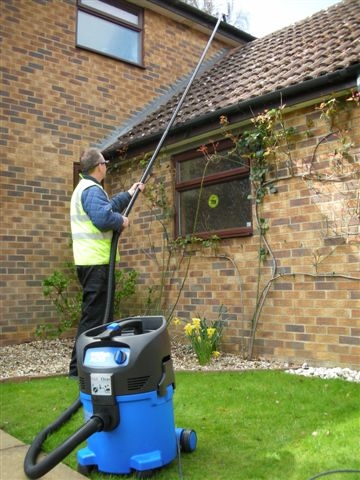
xmin=96 ymin=319 xmax=144 ymax=339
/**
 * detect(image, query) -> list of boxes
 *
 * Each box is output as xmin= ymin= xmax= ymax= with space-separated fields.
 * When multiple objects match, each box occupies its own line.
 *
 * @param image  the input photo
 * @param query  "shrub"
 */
xmin=37 ymin=264 xmax=138 ymax=338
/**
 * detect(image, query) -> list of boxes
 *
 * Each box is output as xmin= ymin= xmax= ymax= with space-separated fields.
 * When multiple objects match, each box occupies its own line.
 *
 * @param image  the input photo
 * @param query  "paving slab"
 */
xmin=0 ymin=430 xmax=86 ymax=480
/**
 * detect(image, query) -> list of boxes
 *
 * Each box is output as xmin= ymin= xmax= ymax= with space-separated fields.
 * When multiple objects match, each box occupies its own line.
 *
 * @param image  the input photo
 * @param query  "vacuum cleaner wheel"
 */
xmin=77 ymin=463 xmax=94 ymax=476
xmin=135 ymin=468 xmax=156 ymax=478
xmin=180 ymin=428 xmax=197 ymax=453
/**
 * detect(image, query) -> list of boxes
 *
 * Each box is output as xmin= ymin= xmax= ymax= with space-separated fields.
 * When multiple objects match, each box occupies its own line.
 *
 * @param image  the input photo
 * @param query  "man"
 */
xmin=69 ymin=147 xmax=144 ymax=378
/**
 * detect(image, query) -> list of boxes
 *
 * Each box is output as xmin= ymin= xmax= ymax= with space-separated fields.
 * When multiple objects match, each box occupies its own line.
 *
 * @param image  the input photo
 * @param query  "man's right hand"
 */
xmin=121 ymin=216 xmax=129 ymax=228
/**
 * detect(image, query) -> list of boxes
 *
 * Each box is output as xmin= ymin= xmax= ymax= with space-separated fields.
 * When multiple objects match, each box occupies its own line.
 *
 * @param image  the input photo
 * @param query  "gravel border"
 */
xmin=0 ymin=339 xmax=359 ymax=382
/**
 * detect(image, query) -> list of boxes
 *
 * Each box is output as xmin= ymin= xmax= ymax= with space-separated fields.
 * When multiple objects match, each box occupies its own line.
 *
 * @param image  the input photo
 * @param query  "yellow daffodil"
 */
xmin=184 ymin=323 xmax=194 ymax=336
xmin=191 ymin=318 xmax=201 ymax=327
xmin=207 ymin=327 xmax=216 ymax=338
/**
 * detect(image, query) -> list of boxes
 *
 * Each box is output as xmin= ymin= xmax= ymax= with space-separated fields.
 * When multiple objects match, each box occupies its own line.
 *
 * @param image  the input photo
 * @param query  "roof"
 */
xmin=103 ymin=0 xmax=360 ymax=158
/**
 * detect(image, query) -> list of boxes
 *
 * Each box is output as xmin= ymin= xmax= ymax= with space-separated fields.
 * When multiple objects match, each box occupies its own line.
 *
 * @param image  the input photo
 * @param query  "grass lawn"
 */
xmin=1 ymin=371 xmax=359 ymax=480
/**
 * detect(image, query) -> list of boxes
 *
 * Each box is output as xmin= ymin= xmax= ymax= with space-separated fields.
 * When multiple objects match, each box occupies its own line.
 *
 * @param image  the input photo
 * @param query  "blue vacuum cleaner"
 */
xmin=76 ymin=315 xmax=197 ymax=477
xmin=24 ymin=316 xmax=197 ymax=479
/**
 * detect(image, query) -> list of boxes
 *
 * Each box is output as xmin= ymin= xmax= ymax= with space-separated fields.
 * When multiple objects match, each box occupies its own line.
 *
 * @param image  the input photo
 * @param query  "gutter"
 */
xmin=104 ymin=63 xmax=359 ymax=159
xmin=133 ymin=0 xmax=256 ymax=45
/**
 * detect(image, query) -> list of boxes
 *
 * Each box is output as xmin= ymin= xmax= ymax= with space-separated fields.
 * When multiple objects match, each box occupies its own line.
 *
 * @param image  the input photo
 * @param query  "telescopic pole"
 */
xmin=103 ymin=15 xmax=223 ymax=324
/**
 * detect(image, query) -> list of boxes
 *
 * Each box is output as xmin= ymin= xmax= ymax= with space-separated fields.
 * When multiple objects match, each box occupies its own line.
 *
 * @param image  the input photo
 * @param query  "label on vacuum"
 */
xmin=90 ymin=373 xmax=112 ymax=396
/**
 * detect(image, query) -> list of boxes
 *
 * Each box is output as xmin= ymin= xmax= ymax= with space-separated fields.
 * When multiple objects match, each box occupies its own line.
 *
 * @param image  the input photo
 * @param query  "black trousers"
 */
xmin=68 ymin=264 xmax=114 ymax=376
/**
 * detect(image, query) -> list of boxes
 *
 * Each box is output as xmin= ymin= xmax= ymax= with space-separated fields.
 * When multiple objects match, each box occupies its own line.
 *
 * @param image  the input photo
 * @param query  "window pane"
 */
xmin=77 ymin=10 xmax=140 ymax=63
xmin=80 ymin=0 xmax=139 ymax=24
xmin=178 ymin=178 xmax=252 ymax=236
xmin=179 ymin=153 xmax=247 ymax=182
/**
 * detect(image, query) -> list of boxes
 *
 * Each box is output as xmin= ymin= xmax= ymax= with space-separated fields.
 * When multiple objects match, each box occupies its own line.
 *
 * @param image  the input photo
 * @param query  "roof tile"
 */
xmin=104 ymin=0 xmax=360 ymax=154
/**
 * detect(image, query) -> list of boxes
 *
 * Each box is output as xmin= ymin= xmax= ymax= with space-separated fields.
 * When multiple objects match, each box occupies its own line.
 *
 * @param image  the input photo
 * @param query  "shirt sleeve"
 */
xmin=110 ymin=191 xmax=132 ymax=213
xmin=82 ymin=186 xmax=125 ymax=232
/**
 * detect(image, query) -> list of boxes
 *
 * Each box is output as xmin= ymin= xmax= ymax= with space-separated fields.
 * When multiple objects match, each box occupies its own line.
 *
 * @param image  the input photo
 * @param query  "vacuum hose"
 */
xmin=23 ymin=398 xmax=104 ymax=479
xmin=103 ymin=230 xmax=120 ymax=324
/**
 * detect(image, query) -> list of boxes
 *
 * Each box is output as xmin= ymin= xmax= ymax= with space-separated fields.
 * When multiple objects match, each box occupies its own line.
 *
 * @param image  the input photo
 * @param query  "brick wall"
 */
xmin=2 ymin=0 xmax=358 ymax=368
xmin=111 ymin=101 xmax=360 ymax=369
xmin=0 ymin=0 xmax=230 ymax=344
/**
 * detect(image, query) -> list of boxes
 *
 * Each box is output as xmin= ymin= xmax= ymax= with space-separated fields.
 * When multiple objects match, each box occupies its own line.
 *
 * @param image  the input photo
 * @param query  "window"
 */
xmin=174 ymin=142 xmax=252 ymax=239
xmin=76 ymin=0 xmax=143 ymax=65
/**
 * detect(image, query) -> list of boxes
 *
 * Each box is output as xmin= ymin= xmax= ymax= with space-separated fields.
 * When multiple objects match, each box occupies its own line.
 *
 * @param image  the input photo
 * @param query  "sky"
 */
xmin=223 ymin=0 xmax=341 ymax=37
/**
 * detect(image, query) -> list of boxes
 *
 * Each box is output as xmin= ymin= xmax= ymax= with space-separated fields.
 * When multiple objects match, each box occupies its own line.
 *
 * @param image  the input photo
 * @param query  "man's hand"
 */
xmin=128 ymin=182 xmax=145 ymax=197
xmin=121 ymin=216 xmax=129 ymax=229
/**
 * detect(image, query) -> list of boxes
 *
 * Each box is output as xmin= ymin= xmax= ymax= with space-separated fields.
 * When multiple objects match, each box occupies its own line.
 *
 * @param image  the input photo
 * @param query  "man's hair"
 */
xmin=80 ymin=148 xmax=103 ymax=174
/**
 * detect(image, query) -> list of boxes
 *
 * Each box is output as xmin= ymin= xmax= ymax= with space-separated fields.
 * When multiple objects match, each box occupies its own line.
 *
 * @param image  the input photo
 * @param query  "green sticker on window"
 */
xmin=208 ymin=194 xmax=219 ymax=208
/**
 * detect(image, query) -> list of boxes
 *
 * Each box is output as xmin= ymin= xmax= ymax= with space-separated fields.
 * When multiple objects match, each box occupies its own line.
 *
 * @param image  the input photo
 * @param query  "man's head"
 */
xmin=80 ymin=148 xmax=108 ymax=178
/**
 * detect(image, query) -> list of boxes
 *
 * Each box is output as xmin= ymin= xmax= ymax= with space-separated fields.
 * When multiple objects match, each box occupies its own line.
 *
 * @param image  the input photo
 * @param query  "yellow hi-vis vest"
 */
xmin=70 ymin=178 xmax=116 ymax=265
